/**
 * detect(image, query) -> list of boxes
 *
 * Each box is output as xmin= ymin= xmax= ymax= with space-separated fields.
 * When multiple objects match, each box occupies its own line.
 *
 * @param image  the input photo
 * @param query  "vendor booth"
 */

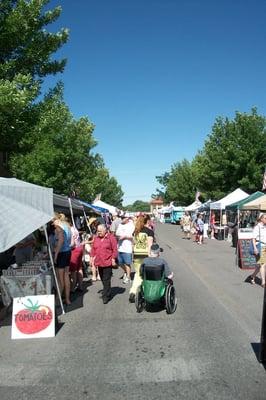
xmin=242 ymin=194 xmax=266 ymax=211
xmin=92 ymin=199 xmax=120 ymax=215
xmin=0 ymin=178 xmax=65 ymax=312
xmin=210 ymin=188 xmax=249 ymax=240
xmin=185 ymin=200 xmax=202 ymax=212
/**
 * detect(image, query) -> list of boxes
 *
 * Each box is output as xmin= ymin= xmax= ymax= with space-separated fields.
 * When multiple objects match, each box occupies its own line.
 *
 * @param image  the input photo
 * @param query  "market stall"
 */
xmin=92 ymin=199 xmax=120 ymax=215
xmin=242 ymin=194 xmax=266 ymax=211
xmin=0 ymin=178 xmax=63 ymax=312
xmin=185 ymin=200 xmax=202 ymax=212
xmin=210 ymin=188 xmax=249 ymax=239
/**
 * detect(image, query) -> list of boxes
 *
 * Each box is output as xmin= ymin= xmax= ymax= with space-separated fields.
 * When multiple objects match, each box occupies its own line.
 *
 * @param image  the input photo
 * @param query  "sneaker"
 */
xmin=123 ymin=276 xmax=130 ymax=284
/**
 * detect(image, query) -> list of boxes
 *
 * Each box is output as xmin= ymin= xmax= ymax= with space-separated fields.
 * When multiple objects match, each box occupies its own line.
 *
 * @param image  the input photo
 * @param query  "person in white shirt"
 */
xmin=116 ymin=214 xmax=135 ymax=284
xmin=249 ymin=213 xmax=266 ymax=287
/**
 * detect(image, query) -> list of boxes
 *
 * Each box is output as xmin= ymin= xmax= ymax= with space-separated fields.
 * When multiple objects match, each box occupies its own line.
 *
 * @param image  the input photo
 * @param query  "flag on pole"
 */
xmin=195 ymin=190 xmax=201 ymax=201
xmin=262 ymin=168 xmax=266 ymax=191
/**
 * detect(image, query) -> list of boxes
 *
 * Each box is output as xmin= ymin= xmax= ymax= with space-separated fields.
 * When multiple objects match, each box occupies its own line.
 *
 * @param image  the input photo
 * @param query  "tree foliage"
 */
xmin=9 ymin=87 xmax=124 ymax=206
xmin=193 ymin=108 xmax=266 ymax=199
xmin=156 ymin=108 xmax=266 ymax=204
xmin=1 ymin=0 xmax=124 ymax=206
xmin=124 ymin=200 xmax=150 ymax=212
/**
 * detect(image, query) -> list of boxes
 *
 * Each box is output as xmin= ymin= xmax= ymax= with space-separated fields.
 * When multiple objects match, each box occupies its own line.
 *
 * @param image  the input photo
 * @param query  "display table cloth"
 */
xmin=0 ymin=271 xmax=54 ymax=306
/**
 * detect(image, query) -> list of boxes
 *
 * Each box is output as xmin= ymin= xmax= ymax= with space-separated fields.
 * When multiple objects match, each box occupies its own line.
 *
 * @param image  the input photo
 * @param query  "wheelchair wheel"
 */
xmin=165 ymin=284 xmax=177 ymax=314
xmin=135 ymin=286 xmax=145 ymax=313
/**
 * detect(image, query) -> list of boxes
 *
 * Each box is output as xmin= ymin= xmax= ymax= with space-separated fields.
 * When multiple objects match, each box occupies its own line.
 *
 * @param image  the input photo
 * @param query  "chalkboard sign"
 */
xmin=238 ymin=239 xmax=258 ymax=269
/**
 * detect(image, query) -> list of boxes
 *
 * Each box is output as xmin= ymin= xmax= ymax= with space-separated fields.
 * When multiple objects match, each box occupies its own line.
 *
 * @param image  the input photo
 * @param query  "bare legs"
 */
xmin=91 ymin=265 xmax=100 ymax=281
xmin=56 ymin=266 xmax=71 ymax=305
xmin=251 ymin=263 xmax=266 ymax=287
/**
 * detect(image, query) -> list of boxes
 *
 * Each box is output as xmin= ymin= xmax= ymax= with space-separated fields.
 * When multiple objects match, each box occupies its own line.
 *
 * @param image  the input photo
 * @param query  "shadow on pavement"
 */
xmin=251 ymin=343 xmax=266 ymax=370
xmin=111 ymin=286 xmax=126 ymax=299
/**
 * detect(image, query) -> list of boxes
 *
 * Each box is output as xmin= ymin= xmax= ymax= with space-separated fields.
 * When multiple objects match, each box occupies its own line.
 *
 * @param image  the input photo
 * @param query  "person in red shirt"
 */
xmin=90 ymin=224 xmax=118 ymax=304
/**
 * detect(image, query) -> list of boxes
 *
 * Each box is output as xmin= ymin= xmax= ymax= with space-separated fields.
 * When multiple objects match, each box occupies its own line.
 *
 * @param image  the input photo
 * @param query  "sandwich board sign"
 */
xmin=12 ymin=295 xmax=55 ymax=339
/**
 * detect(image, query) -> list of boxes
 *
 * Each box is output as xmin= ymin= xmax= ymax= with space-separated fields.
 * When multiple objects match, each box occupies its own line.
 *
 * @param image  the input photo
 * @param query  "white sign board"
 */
xmin=12 ymin=295 xmax=55 ymax=339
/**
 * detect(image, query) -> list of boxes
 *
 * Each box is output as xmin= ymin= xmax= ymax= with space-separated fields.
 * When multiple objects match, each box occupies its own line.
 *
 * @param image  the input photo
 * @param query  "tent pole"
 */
xmin=82 ymin=206 xmax=93 ymax=235
xmin=68 ymin=197 xmax=76 ymax=228
xmin=43 ymin=225 xmax=65 ymax=315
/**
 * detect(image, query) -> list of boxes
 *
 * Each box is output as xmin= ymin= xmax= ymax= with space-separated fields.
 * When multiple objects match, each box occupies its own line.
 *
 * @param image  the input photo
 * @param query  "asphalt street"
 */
xmin=0 ymin=223 xmax=265 ymax=400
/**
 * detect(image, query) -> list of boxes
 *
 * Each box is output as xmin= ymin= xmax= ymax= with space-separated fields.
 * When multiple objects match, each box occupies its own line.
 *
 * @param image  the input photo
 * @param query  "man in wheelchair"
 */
xmin=135 ymin=244 xmax=177 ymax=314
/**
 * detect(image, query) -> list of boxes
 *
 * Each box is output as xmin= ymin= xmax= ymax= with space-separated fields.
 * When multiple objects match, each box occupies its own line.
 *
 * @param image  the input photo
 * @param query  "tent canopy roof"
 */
xmin=0 ymin=178 xmax=53 ymax=252
xmin=242 ymin=194 xmax=266 ymax=210
xmin=92 ymin=199 xmax=119 ymax=215
xmin=185 ymin=200 xmax=202 ymax=212
xmin=210 ymin=188 xmax=248 ymax=210
xmin=198 ymin=199 xmax=212 ymax=212
xmin=226 ymin=191 xmax=264 ymax=211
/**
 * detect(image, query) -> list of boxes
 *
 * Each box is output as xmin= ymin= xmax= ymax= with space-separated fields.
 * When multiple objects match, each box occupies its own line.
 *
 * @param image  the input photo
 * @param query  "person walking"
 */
xmin=182 ymin=211 xmax=192 ymax=240
xmin=129 ymin=215 xmax=154 ymax=302
xmin=195 ymin=213 xmax=204 ymax=244
xmin=90 ymin=224 xmax=117 ymax=304
xmin=249 ymin=213 xmax=266 ymax=288
xmin=116 ymin=214 xmax=135 ymax=284
xmin=53 ymin=213 xmax=72 ymax=306
xmin=69 ymin=221 xmax=84 ymax=293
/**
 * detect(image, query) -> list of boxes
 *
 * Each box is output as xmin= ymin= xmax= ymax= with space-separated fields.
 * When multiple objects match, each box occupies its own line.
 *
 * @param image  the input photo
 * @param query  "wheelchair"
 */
xmin=135 ymin=263 xmax=177 ymax=314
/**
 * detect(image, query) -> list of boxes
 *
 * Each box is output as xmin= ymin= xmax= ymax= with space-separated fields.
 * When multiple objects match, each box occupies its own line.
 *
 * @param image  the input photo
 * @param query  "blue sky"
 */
xmin=44 ymin=0 xmax=266 ymax=204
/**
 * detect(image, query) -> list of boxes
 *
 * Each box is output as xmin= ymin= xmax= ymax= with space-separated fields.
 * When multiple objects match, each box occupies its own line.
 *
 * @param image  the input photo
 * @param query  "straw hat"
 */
xmin=88 ymin=217 xmax=97 ymax=225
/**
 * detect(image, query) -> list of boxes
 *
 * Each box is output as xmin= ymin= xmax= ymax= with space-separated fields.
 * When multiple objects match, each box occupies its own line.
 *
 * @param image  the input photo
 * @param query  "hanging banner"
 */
xmin=12 ymin=295 xmax=55 ymax=339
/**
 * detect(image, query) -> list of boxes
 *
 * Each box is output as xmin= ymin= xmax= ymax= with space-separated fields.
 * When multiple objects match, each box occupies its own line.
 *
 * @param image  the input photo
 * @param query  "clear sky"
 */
xmin=44 ymin=0 xmax=266 ymax=205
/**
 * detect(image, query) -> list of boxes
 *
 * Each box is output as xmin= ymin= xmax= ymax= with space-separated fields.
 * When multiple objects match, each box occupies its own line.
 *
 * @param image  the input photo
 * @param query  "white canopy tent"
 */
xmin=0 ymin=178 xmax=64 ymax=313
xmin=185 ymin=200 xmax=202 ymax=212
xmin=92 ymin=199 xmax=119 ymax=215
xmin=210 ymin=188 xmax=249 ymax=210
xmin=0 ymin=178 xmax=54 ymax=253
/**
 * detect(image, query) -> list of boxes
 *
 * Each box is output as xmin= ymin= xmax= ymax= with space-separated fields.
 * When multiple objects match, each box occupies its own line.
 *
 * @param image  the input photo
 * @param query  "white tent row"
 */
xmin=210 ymin=188 xmax=248 ymax=210
xmin=92 ymin=199 xmax=120 ymax=215
xmin=185 ymin=200 xmax=202 ymax=212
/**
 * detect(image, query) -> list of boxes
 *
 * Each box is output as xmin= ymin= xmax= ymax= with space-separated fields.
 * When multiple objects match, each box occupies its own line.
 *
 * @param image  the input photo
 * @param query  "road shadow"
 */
xmin=111 ymin=286 xmax=126 ymax=299
xmin=244 ymin=275 xmax=262 ymax=286
xmin=251 ymin=343 xmax=266 ymax=369
xmin=56 ymin=279 xmax=92 ymax=315
xmin=145 ymin=302 xmax=166 ymax=314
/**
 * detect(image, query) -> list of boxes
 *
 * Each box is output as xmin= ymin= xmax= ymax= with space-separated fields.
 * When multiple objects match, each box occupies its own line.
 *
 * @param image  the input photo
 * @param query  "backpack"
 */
xmin=134 ymin=232 xmax=149 ymax=256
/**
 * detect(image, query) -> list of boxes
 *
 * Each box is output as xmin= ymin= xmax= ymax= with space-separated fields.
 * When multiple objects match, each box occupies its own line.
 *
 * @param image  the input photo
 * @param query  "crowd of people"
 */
xmin=180 ymin=211 xmax=206 ymax=244
xmin=179 ymin=210 xmax=266 ymax=289
xmin=48 ymin=212 xmax=172 ymax=306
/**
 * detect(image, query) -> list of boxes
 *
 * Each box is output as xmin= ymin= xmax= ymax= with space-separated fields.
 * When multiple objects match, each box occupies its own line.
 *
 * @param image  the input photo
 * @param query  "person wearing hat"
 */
xmin=110 ymin=212 xmax=122 ymax=236
xmin=116 ymin=214 xmax=135 ymax=284
xmin=140 ymin=244 xmax=173 ymax=281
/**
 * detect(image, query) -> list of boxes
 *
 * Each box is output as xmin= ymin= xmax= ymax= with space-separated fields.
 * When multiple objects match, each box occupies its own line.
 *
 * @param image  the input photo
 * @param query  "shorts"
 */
xmin=118 ymin=252 xmax=132 ymax=266
xmin=69 ymin=246 xmax=83 ymax=272
xmin=183 ymin=225 xmax=191 ymax=233
xmin=258 ymin=247 xmax=266 ymax=266
xmin=56 ymin=251 xmax=71 ymax=269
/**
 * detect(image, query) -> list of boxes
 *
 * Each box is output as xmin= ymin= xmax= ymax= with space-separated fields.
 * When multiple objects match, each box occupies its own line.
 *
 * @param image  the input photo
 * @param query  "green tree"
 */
xmin=154 ymin=172 xmax=170 ymax=202
xmin=166 ymin=159 xmax=196 ymax=205
xmin=193 ymin=108 xmax=266 ymax=199
xmin=155 ymin=160 xmax=196 ymax=205
xmin=0 ymin=0 xmax=69 ymax=152
xmin=9 ymin=88 xmax=124 ymax=205
xmin=125 ymin=200 xmax=150 ymax=212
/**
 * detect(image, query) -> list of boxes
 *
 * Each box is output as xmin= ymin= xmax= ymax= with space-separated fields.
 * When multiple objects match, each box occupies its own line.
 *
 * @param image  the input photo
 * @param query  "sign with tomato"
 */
xmin=12 ymin=295 xmax=55 ymax=339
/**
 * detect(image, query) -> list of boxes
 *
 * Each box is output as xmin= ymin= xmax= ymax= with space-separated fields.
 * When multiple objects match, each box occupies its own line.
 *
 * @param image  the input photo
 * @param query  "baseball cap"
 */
xmin=150 ymin=244 xmax=160 ymax=254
